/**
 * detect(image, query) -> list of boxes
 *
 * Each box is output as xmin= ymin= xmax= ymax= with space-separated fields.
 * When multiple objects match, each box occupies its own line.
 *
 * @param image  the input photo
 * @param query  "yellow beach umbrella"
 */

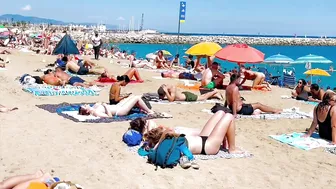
xmin=304 ymin=68 xmax=330 ymax=76
xmin=185 ymin=42 xmax=222 ymax=56
xmin=304 ymin=68 xmax=330 ymax=84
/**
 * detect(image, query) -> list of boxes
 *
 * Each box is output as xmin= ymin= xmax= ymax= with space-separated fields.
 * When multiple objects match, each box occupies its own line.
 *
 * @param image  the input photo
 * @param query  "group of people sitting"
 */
xmin=291 ymin=78 xmax=328 ymax=102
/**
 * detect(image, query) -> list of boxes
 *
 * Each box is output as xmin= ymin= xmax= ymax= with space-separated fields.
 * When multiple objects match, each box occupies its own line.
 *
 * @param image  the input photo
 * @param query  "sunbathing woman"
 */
xmin=161 ymin=71 xmax=197 ymax=80
xmin=79 ymin=95 xmax=154 ymax=118
xmin=129 ymin=51 xmax=155 ymax=69
xmin=109 ymin=75 xmax=132 ymax=105
xmin=144 ymin=111 xmax=242 ymax=154
xmin=305 ymin=91 xmax=336 ymax=143
xmin=155 ymin=50 xmax=169 ymax=69
xmin=99 ymin=68 xmax=144 ymax=83
xmin=0 ymin=170 xmax=53 ymax=189
xmin=291 ymin=79 xmax=310 ymax=101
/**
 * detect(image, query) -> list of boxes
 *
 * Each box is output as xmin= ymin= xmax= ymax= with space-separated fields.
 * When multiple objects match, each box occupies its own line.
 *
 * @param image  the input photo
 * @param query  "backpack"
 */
xmin=147 ymin=135 xmax=186 ymax=169
xmin=210 ymin=103 xmax=233 ymax=114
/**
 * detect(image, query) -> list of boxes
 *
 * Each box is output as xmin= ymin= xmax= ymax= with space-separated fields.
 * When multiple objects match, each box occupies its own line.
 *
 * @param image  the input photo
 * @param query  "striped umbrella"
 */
xmin=291 ymin=54 xmax=332 ymax=64
xmin=264 ymin=54 xmax=294 ymax=65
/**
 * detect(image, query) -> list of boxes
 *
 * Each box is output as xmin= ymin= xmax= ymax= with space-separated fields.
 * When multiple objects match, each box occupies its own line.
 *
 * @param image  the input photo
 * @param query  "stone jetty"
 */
xmin=104 ymin=33 xmax=336 ymax=46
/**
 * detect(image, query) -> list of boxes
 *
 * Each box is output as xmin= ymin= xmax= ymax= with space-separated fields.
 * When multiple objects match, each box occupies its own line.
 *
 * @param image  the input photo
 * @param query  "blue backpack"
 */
xmin=147 ymin=135 xmax=186 ymax=169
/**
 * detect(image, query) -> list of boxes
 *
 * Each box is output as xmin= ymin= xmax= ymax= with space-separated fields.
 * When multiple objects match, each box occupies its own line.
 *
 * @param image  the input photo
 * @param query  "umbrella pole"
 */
xmin=311 ymin=75 xmax=312 ymax=84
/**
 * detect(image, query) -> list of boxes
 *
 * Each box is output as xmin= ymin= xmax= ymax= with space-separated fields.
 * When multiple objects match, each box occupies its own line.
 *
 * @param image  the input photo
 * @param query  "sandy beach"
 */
xmin=1 ymin=48 xmax=336 ymax=189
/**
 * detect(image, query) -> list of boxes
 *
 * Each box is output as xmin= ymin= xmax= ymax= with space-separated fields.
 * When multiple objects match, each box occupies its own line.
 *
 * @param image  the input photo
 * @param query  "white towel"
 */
xmin=62 ymin=111 xmax=100 ymax=122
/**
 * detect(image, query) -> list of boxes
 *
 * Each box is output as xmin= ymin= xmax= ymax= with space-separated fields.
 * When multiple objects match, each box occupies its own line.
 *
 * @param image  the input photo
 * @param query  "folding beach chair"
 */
xmin=282 ymin=67 xmax=296 ymax=89
xmin=257 ymin=67 xmax=280 ymax=85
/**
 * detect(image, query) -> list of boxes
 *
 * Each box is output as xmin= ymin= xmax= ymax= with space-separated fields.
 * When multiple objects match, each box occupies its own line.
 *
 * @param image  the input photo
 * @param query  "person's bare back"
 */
xmin=55 ymin=71 xmax=71 ymax=82
xmin=66 ymin=61 xmax=80 ymax=73
xmin=225 ymin=83 xmax=243 ymax=111
xmin=42 ymin=74 xmax=62 ymax=86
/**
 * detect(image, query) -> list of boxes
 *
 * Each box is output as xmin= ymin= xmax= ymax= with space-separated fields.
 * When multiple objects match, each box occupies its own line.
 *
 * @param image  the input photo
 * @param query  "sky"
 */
xmin=0 ymin=0 xmax=336 ymax=35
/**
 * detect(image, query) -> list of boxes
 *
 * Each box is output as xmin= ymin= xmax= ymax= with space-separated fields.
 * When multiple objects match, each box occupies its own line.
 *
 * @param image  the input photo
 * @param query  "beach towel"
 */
xmin=151 ymin=99 xmax=222 ymax=105
xmin=127 ymin=145 xmax=252 ymax=160
xmin=23 ymin=84 xmax=100 ymax=96
xmin=269 ymin=132 xmax=336 ymax=150
xmin=325 ymin=147 xmax=336 ymax=155
xmin=281 ymin=95 xmax=319 ymax=106
xmin=36 ymin=103 xmax=172 ymax=123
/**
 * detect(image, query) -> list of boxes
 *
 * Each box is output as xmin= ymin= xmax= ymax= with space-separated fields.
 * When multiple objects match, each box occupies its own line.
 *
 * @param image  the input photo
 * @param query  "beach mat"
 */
xmin=36 ymin=103 xmax=172 ymax=123
xmin=23 ymin=84 xmax=100 ymax=96
xmin=281 ymin=95 xmax=319 ymax=106
xmin=127 ymin=145 xmax=252 ymax=160
xmin=269 ymin=132 xmax=335 ymax=150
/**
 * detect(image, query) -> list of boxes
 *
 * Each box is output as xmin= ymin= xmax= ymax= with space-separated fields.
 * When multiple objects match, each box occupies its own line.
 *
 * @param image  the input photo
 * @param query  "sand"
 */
xmin=0 ymin=48 xmax=335 ymax=189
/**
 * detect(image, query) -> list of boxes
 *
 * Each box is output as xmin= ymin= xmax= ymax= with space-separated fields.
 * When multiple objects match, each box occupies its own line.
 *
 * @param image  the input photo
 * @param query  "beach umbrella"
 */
xmin=304 ymin=68 xmax=331 ymax=84
xmin=185 ymin=42 xmax=222 ymax=56
xmin=291 ymin=54 xmax=333 ymax=64
xmin=146 ymin=53 xmax=156 ymax=60
xmin=264 ymin=54 xmax=294 ymax=65
xmin=154 ymin=50 xmax=172 ymax=56
xmin=215 ymin=44 xmax=264 ymax=66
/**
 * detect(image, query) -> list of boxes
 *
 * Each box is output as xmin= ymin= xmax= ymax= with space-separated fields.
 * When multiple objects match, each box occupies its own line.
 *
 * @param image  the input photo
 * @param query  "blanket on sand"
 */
xmin=36 ymin=103 xmax=172 ymax=123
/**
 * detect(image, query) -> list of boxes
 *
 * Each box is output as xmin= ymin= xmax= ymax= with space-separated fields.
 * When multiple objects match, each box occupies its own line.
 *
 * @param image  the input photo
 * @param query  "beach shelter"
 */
xmin=304 ymin=68 xmax=331 ymax=84
xmin=215 ymin=44 xmax=264 ymax=65
xmin=185 ymin=42 xmax=222 ymax=56
xmin=264 ymin=54 xmax=294 ymax=65
xmin=52 ymin=34 xmax=79 ymax=55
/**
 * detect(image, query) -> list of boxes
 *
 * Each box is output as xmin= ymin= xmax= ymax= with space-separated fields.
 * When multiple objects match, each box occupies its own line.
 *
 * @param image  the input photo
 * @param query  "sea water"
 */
xmin=111 ymin=43 xmax=336 ymax=88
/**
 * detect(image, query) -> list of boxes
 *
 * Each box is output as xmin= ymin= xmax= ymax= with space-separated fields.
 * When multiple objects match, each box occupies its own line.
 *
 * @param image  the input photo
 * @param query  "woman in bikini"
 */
xmin=155 ymin=50 xmax=169 ymax=69
xmin=143 ymin=111 xmax=241 ymax=155
xmin=291 ymin=79 xmax=310 ymax=100
xmin=109 ymin=75 xmax=132 ymax=105
xmin=79 ymin=95 xmax=154 ymax=118
xmin=305 ymin=91 xmax=336 ymax=143
xmin=99 ymin=68 xmax=144 ymax=83
xmin=240 ymin=66 xmax=271 ymax=90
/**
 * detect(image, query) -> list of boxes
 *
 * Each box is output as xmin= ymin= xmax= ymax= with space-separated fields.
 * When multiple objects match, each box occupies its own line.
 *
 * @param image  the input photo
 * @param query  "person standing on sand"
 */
xmin=225 ymin=74 xmax=281 ymax=117
xmin=91 ymin=31 xmax=102 ymax=60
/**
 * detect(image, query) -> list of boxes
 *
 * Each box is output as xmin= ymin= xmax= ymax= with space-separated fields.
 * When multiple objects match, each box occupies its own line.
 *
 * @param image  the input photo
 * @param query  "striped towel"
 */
xmin=22 ymin=84 xmax=99 ymax=96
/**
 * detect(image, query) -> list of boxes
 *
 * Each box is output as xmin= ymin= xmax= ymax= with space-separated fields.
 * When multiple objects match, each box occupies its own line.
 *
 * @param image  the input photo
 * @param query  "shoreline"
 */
xmin=102 ymin=33 xmax=336 ymax=46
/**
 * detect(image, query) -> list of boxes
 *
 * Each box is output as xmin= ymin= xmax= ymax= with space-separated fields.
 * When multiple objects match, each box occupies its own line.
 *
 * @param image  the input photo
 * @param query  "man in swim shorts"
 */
xmin=157 ymin=84 xmax=223 ymax=102
xmin=64 ymin=55 xmax=106 ymax=75
xmin=239 ymin=65 xmax=271 ymax=90
xmin=225 ymin=74 xmax=281 ymax=117
xmin=201 ymin=62 xmax=226 ymax=89
xmin=55 ymin=67 xmax=96 ymax=87
xmin=161 ymin=71 xmax=197 ymax=80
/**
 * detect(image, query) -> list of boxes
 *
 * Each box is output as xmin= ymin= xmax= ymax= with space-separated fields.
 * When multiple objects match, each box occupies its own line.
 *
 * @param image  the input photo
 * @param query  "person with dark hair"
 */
xmin=170 ymin=54 xmax=180 ymax=66
xmin=78 ymin=96 xmax=154 ymax=118
xmin=92 ymin=31 xmax=102 ymax=60
xmin=155 ymin=50 xmax=169 ymax=69
xmin=201 ymin=62 xmax=227 ymax=89
xmin=41 ymin=69 xmax=65 ymax=86
xmin=291 ymin=79 xmax=310 ymax=101
xmin=308 ymin=84 xmax=325 ymax=102
xmin=54 ymin=67 xmax=98 ymax=87
xmin=65 ymin=54 xmax=106 ymax=75
xmin=225 ymin=74 xmax=281 ymax=117
xmin=305 ymin=90 xmax=336 ymax=143
xmin=109 ymin=75 xmax=132 ymax=105
xmin=157 ymin=84 xmax=223 ymax=102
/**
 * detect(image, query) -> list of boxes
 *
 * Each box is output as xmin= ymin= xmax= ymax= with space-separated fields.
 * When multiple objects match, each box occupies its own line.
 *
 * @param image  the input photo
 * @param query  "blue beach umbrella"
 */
xmin=264 ymin=54 xmax=294 ymax=65
xmin=291 ymin=54 xmax=333 ymax=64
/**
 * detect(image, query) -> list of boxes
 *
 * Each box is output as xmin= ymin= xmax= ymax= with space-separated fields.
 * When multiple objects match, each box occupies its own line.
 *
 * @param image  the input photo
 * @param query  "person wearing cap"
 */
xmin=91 ymin=31 xmax=102 ymax=60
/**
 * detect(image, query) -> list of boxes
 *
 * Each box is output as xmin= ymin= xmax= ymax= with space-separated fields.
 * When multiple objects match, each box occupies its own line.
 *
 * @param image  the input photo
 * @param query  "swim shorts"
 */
xmin=77 ymin=65 xmax=89 ymax=75
xmin=204 ymin=81 xmax=215 ymax=89
xmin=179 ymin=72 xmax=195 ymax=80
xmin=182 ymin=91 xmax=198 ymax=102
xmin=69 ymin=76 xmax=85 ymax=85
xmin=237 ymin=104 xmax=254 ymax=115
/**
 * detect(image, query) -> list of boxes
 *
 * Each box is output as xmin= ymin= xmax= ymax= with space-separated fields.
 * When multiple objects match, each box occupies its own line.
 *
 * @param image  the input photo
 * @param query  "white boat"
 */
xmin=138 ymin=29 xmax=160 ymax=34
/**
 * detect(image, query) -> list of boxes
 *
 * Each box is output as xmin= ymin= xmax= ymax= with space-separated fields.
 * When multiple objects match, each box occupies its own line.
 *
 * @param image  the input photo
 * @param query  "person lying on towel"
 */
xmin=41 ymin=69 xmax=65 ymax=86
xmin=98 ymin=68 xmax=144 ymax=83
xmin=305 ymin=90 xmax=336 ymax=144
xmin=225 ymin=74 xmax=281 ymax=117
xmin=64 ymin=55 xmax=106 ymax=75
xmin=239 ymin=65 xmax=271 ymax=91
xmin=78 ymin=95 xmax=154 ymax=118
xmin=161 ymin=71 xmax=200 ymax=81
xmin=308 ymin=84 xmax=325 ymax=102
xmin=201 ymin=62 xmax=228 ymax=89
xmin=55 ymin=67 xmax=98 ymax=87
xmin=141 ymin=110 xmax=243 ymax=157
xmin=157 ymin=84 xmax=223 ymax=102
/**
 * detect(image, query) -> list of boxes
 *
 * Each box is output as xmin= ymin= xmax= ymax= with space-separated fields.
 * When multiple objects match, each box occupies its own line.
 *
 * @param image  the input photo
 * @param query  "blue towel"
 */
xmin=270 ymin=132 xmax=326 ymax=150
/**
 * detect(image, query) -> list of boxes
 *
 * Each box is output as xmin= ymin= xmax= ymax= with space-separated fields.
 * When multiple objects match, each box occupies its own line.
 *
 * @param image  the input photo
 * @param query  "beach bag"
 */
xmin=211 ymin=103 xmax=232 ymax=114
xmin=142 ymin=93 xmax=160 ymax=102
xmin=141 ymin=96 xmax=152 ymax=109
xmin=147 ymin=135 xmax=186 ymax=169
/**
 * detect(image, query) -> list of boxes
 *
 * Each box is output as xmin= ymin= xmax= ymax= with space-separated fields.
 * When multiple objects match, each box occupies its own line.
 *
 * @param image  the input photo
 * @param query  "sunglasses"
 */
xmin=298 ymin=81 xmax=302 ymax=84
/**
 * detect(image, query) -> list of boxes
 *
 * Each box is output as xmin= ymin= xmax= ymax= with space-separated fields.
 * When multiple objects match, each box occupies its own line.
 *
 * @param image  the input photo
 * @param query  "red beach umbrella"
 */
xmin=215 ymin=44 xmax=264 ymax=64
